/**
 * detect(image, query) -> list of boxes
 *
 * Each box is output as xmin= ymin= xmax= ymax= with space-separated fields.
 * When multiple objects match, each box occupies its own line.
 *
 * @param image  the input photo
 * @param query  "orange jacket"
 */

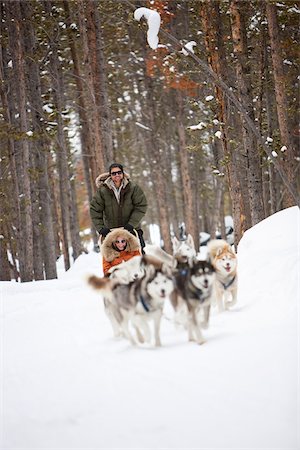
xmin=102 ymin=249 xmax=141 ymax=275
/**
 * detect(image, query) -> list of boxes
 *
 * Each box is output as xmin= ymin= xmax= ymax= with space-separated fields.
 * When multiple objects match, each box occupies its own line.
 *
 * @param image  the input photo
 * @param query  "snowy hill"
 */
xmin=1 ymin=207 xmax=299 ymax=449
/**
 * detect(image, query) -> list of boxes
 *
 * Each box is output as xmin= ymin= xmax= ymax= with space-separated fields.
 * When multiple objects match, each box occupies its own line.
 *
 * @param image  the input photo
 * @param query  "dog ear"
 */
xmin=229 ymin=244 xmax=236 ymax=255
xmin=216 ymin=248 xmax=223 ymax=256
xmin=186 ymin=234 xmax=195 ymax=250
xmin=145 ymin=263 xmax=156 ymax=278
xmin=172 ymin=236 xmax=180 ymax=250
xmin=161 ymin=263 xmax=173 ymax=277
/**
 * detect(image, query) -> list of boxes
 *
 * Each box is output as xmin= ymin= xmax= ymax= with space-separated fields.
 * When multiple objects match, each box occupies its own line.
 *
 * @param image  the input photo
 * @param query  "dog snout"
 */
xmin=133 ymin=273 xmax=139 ymax=279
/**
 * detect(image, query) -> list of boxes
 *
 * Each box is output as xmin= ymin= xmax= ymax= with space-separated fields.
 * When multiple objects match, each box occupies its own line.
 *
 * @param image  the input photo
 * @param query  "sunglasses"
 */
xmin=115 ymin=239 xmax=126 ymax=244
xmin=111 ymin=171 xmax=123 ymax=176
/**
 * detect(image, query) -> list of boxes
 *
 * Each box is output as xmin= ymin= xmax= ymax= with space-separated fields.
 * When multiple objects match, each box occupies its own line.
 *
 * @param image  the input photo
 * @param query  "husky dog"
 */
xmin=171 ymin=260 xmax=215 ymax=344
xmin=172 ymin=234 xmax=197 ymax=267
xmin=207 ymin=239 xmax=238 ymax=311
xmin=105 ymin=255 xmax=169 ymax=338
xmin=88 ymin=258 xmax=174 ymax=346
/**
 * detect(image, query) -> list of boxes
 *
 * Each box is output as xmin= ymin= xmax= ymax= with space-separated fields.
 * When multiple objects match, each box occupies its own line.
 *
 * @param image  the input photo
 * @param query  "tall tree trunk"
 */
xmin=200 ymin=0 xmax=250 ymax=245
xmin=0 ymin=26 xmax=22 ymax=280
xmin=85 ymin=0 xmax=113 ymax=166
xmin=30 ymin=147 xmax=44 ymax=281
xmin=144 ymin=75 xmax=172 ymax=253
xmin=7 ymin=0 xmax=33 ymax=281
xmin=266 ymin=2 xmax=297 ymax=208
xmin=0 ymin=138 xmax=11 ymax=280
xmin=175 ymin=89 xmax=199 ymax=249
xmin=63 ymin=0 xmax=98 ymax=250
xmin=230 ymin=0 xmax=265 ymax=226
xmin=45 ymin=0 xmax=71 ymax=270
xmin=263 ymin=26 xmax=280 ymax=215
xmin=66 ymin=141 xmax=84 ymax=261
xmin=22 ymin=0 xmax=57 ymax=279
xmin=77 ymin=0 xmax=106 ymax=177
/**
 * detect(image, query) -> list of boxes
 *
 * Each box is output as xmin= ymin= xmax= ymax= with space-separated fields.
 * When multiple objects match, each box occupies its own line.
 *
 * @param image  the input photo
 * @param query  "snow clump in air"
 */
xmin=134 ymin=7 xmax=161 ymax=50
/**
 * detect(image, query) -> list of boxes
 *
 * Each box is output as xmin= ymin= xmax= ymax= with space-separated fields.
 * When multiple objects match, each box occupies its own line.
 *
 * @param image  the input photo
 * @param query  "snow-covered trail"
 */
xmin=1 ymin=207 xmax=299 ymax=449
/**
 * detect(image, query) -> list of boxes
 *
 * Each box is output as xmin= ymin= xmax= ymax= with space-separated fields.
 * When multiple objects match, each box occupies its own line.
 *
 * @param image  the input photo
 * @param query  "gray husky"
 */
xmin=88 ymin=258 xmax=174 ymax=347
xmin=171 ymin=260 xmax=215 ymax=345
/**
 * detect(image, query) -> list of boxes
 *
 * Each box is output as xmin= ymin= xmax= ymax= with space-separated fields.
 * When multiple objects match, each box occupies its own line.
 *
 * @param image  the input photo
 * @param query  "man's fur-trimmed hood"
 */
xmin=95 ymin=172 xmax=130 ymax=189
xmin=100 ymin=227 xmax=141 ymax=262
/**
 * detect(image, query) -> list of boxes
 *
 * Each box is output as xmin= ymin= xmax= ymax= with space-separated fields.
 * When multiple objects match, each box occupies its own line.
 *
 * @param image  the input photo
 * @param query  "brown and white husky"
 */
xmin=207 ymin=239 xmax=238 ymax=312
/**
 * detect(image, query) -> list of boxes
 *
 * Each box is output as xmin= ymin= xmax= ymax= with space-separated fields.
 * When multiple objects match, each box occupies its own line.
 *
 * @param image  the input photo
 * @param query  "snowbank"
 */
xmin=1 ymin=207 xmax=299 ymax=449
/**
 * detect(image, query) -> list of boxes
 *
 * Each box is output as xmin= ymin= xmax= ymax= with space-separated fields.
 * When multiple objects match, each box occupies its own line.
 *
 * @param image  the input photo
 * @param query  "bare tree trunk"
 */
xmin=63 ymin=0 xmax=98 ymax=250
xmin=230 ymin=0 xmax=265 ymax=226
xmin=45 ymin=0 xmax=71 ymax=270
xmin=263 ymin=26 xmax=280 ymax=215
xmin=144 ymin=75 xmax=172 ymax=252
xmin=266 ymin=2 xmax=297 ymax=208
xmin=66 ymin=141 xmax=84 ymax=261
xmin=22 ymin=1 xmax=57 ymax=279
xmin=7 ymin=0 xmax=33 ymax=281
xmin=77 ymin=0 xmax=106 ymax=177
xmin=0 ymin=138 xmax=11 ymax=280
xmin=175 ymin=89 xmax=199 ymax=249
xmin=48 ymin=155 xmax=61 ymax=260
xmin=0 ymin=25 xmax=22 ymax=280
xmin=30 ymin=148 xmax=44 ymax=281
xmin=200 ymin=0 xmax=250 ymax=245
xmin=85 ymin=0 xmax=113 ymax=166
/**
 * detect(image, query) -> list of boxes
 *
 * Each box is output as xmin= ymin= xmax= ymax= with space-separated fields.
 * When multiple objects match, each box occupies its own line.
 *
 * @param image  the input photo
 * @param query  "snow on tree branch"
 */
xmin=181 ymin=41 xmax=197 ymax=56
xmin=134 ymin=7 xmax=161 ymax=50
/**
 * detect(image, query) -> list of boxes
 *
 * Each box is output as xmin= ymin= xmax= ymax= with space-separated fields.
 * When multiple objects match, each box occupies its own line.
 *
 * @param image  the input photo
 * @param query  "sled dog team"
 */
xmin=88 ymin=231 xmax=238 ymax=347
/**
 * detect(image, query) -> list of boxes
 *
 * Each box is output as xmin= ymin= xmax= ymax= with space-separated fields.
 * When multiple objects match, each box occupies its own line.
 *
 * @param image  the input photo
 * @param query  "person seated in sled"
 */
xmin=100 ymin=227 xmax=142 ymax=276
xmin=89 ymin=162 xmax=147 ymax=253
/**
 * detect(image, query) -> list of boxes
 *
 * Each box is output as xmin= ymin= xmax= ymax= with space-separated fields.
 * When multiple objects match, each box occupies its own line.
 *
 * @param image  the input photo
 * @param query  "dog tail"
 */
xmin=207 ymin=239 xmax=233 ymax=260
xmin=87 ymin=275 xmax=116 ymax=291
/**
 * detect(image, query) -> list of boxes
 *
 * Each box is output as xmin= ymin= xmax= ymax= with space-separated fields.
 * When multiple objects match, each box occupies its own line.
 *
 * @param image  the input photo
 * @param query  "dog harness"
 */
xmin=139 ymin=294 xmax=151 ymax=312
xmin=220 ymin=275 xmax=236 ymax=290
xmin=186 ymin=279 xmax=210 ymax=302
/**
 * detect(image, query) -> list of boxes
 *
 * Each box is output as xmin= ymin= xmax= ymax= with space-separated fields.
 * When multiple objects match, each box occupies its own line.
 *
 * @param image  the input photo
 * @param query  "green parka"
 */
xmin=90 ymin=172 xmax=147 ymax=233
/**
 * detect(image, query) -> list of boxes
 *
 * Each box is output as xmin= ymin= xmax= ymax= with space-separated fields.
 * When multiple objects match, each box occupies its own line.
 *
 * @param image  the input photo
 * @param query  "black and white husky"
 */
xmin=171 ymin=260 xmax=215 ymax=345
xmin=88 ymin=258 xmax=174 ymax=347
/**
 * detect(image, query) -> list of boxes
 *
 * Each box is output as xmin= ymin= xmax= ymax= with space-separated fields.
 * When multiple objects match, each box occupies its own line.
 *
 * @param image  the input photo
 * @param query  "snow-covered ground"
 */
xmin=1 ymin=207 xmax=299 ymax=449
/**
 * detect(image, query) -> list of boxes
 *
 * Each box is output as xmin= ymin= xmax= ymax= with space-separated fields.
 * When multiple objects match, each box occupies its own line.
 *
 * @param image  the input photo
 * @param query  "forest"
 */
xmin=0 ymin=0 xmax=299 ymax=282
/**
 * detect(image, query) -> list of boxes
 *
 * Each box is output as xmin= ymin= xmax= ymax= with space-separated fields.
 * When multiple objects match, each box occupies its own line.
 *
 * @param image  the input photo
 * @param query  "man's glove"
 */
xmin=123 ymin=223 xmax=135 ymax=234
xmin=99 ymin=227 xmax=110 ymax=238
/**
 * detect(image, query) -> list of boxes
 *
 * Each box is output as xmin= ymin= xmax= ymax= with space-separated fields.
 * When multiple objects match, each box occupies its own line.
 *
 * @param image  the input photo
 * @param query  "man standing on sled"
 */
xmin=90 ymin=163 xmax=148 ymax=253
